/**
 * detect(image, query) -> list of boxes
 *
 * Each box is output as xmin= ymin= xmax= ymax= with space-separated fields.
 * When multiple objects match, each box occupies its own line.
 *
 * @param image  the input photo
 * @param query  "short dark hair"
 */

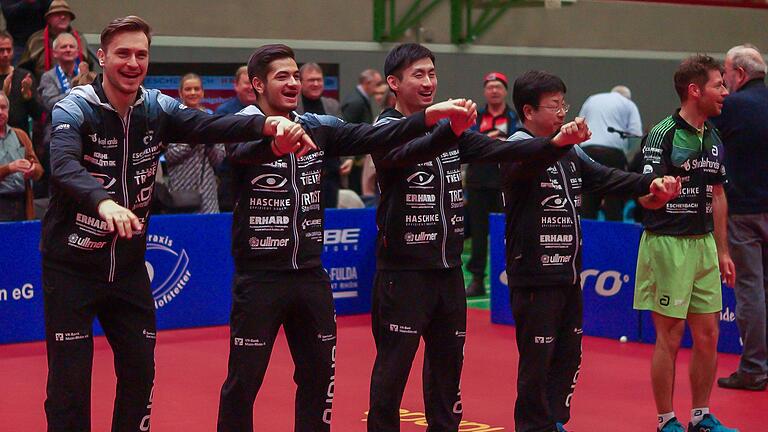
xmin=512 ymin=70 xmax=567 ymax=118
xmin=384 ymin=43 xmax=435 ymax=80
xmin=247 ymin=44 xmax=295 ymax=82
xmin=674 ymin=54 xmax=722 ymax=102
xmin=100 ymin=16 xmax=152 ymax=51
xmin=0 ymin=30 xmax=13 ymax=44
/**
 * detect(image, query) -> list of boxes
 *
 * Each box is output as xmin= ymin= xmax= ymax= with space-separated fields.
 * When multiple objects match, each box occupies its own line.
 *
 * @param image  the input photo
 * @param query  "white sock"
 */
xmin=658 ymin=412 xmax=676 ymax=430
xmin=691 ymin=407 xmax=709 ymax=426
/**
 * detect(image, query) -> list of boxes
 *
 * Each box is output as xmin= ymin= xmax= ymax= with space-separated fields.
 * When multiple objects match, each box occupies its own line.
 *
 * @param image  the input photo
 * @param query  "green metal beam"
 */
xmin=373 ymin=0 xmax=445 ymax=42
xmin=451 ymin=0 xmax=516 ymax=44
xmin=450 ymin=0 xmax=575 ymax=45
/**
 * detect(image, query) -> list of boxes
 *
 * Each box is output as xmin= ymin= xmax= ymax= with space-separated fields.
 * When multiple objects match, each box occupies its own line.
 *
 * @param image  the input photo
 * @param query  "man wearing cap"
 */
xmin=19 ymin=0 xmax=92 ymax=80
xmin=465 ymin=71 xmax=518 ymax=297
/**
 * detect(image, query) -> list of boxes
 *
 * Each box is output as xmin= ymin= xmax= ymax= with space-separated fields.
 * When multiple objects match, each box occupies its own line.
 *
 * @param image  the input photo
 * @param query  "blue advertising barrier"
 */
xmin=490 ymin=213 xmax=742 ymax=354
xmin=0 ymin=208 xmax=377 ymax=345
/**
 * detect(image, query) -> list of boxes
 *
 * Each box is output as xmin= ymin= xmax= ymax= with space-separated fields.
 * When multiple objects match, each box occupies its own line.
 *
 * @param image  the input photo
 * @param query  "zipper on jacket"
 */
xmin=556 ymin=161 xmax=579 ymax=285
xmin=436 ymin=157 xmax=449 ymax=268
xmin=290 ymin=153 xmax=300 ymax=269
xmin=109 ymin=107 xmax=133 ymax=283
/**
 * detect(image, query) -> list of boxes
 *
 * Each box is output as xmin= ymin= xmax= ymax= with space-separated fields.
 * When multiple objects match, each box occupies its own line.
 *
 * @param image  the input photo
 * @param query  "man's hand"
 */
xmin=97 ymin=199 xmax=143 ymax=239
xmin=340 ymin=159 xmax=354 ymax=176
xmin=3 ymin=71 xmax=12 ymax=96
xmin=446 ymin=99 xmax=477 ymax=136
xmin=20 ymin=73 xmax=33 ymax=100
xmin=263 ymin=116 xmax=317 ymax=158
xmin=719 ymin=253 xmax=736 ymax=287
xmin=552 ymin=117 xmax=591 ymax=147
xmin=424 ymin=99 xmax=471 ymax=128
xmin=78 ymin=62 xmax=90 ymax=76
xmin=8 ymin=158 xmax=32 ymax=173
xmin=649 ymin=176 xmax=681 ymax=203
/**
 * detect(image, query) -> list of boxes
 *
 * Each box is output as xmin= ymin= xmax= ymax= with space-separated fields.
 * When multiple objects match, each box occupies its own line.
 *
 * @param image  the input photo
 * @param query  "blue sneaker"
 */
xmin=688 ymin=414 xmax=739 ymax=432
xmin=555 ymin=423 xmax=569 ymax=432
xmin=660 ymin=418 xmax=686 ymax=431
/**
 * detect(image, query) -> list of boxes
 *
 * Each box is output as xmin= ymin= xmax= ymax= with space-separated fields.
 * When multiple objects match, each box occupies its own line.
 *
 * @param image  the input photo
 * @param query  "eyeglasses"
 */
xmin=537 ymin=103 xmax=570 ymax=114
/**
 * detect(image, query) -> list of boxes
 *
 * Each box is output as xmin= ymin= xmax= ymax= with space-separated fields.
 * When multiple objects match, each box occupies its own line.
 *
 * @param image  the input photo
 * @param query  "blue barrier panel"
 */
xmin=580 ymin=220 xmax=642 ymax=341
xmin=322 ymin=208 xmax=377 ymax=315
xmin=0 ymin=221 xmax=44 ymax=344
xmin=0 ymin=209 xmax=376 ymax=345
xmin=489 ymin=214 xmax=740 ymax=352
xmin=489 ymin=213 xmax=513 ymax=325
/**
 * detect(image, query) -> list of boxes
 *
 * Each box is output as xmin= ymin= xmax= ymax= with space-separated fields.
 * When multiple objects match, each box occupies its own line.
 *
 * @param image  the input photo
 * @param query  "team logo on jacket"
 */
xmin=407 ymin=171 xmax=435 ymax=188
xmin=145 ymin=234 xmax=191 ymax=309
xmin=90 ymin=172 xmax=117 ymax=190
xmin=251 ymin=173 xmax=288 ymax=192
xmin=67 ymin=233 xmax=108 ymax=250
xmin=541 ymin=195 xmax=568 ymax=212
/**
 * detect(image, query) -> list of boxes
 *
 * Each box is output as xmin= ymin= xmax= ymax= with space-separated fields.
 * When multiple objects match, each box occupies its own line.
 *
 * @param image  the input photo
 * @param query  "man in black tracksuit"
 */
xmin=500 ymin=70 xmax=679 ymax=432
xmin=367 ymin=44 xmax=593 ymax=432
xmin=216 ymin=44 xmax=476 ymax=432
xmin=41 ymin=18 xmax=311 ymax=432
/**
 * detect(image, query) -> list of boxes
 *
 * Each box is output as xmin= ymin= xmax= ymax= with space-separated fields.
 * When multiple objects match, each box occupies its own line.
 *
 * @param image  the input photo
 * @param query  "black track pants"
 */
xmin=368 ymin=268 xmax=467 ymax=432
xmin=217 ymin=267 xmax=337 ymax=432
xmin=43 ymin=268 xmax=156 ymax=432
xmin=511 ymin=284 xmax=583 ymax=432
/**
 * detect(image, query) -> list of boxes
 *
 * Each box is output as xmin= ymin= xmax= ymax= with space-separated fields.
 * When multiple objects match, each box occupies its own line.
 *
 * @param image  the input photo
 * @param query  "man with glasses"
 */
xmin=500 ymin=70 xmax=680 ymax=432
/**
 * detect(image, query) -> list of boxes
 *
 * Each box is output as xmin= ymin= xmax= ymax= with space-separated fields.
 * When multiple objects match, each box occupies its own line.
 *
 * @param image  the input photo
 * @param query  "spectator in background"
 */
xmin=342 ymin=68 xmax=381 ymax=124
xmin=0 ymin=30 xmax=41 ymax=132
xmin=342 ymin=68 xmax=382 ymax=194
xmin=18 ymin=0 xmax=92 ymax=80
xmin=1 ymin=0 xmax=48 ymax=65
xmin=37 ymin=31 xmax=86 ymax=198
xmin=215 ymin=65 xmax=257 ymax=211
xmin=0 ymin=91 xmax=42 ymax=220
xmin=713 ymin=44 xmax=768 ymax=392
xmin=216 ymin=65 xmax=256 ymax=115
xmin=578 ymin=85 xmax=642 ymax=221
xmin=165 ymin=73 xmax=224 ymax=214
xmin=38 ymin=32 xmax=86 ymax=111
xmin=465 ymin=71 xmax=518 ymax=297
xmin=296 ymin=62 xmax=353 ymax=209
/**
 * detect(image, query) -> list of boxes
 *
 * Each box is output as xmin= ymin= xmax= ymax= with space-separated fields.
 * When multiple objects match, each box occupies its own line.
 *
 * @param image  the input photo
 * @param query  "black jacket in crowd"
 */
xmin=372 ymin=108 xmax=566 ymax=271
xmin=500 ymin=129 xmax=654 ymax=288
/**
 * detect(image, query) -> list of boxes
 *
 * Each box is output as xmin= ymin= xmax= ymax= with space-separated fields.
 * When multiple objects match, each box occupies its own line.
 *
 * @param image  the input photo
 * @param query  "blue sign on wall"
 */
xmin=0 ymin=209 xmax=377 ymax=345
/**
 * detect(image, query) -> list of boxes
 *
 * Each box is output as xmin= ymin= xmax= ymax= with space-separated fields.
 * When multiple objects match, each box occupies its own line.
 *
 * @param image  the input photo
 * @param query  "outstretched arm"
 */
xmin=321 ymin=99 xmax=476 ymax=157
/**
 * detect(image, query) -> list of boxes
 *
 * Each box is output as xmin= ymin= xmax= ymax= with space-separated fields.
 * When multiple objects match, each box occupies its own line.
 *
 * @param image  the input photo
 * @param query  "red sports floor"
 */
xmin=1 ymin=309 xmax=765 ymax=431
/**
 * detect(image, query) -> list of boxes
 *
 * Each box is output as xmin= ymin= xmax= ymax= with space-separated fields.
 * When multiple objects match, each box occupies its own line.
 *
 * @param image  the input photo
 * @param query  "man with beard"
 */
xmin=217 ymin=44 xmax=477 ymax=432
xmin=634 ymin=55 xmax=738 ymax=432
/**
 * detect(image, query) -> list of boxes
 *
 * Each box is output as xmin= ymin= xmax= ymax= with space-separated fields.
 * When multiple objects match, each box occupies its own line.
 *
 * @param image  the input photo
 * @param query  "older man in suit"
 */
xmin=298 ymin=62 xmax=352 ymax=208
xmin=341 ymin=68 xmax=382 ymax=194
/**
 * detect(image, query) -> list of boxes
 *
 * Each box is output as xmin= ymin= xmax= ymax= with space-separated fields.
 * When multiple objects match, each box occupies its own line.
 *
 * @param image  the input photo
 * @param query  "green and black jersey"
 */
xmin=640 ymin=110 xmax=727 ymax=236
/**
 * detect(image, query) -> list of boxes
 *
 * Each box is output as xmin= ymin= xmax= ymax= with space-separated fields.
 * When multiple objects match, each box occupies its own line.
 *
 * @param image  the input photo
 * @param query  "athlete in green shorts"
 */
xmin=634 ymin=55 xmax=738 ymax=432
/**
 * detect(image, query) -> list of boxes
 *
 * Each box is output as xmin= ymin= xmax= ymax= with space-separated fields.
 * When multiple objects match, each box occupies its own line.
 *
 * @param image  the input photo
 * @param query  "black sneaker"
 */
xmin=466 ymin=277 xmax=486 ymax=297
xmin=717 ymin=371 xmax=767 ymax=391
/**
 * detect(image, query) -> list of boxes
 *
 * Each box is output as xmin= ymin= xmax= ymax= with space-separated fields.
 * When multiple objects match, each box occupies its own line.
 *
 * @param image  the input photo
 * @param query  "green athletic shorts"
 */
xmin=633 ymin=231 xmax=722 ymax=319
